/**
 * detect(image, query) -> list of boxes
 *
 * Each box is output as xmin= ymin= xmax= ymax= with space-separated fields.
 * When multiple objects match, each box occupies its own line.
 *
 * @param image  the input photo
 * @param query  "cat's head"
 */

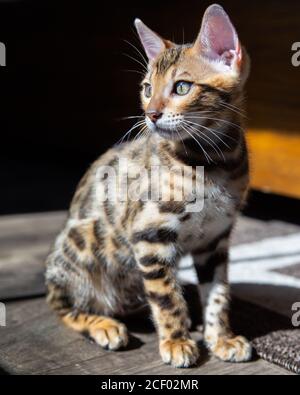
xmin=134 ymin=4 xmax=250 ymax=140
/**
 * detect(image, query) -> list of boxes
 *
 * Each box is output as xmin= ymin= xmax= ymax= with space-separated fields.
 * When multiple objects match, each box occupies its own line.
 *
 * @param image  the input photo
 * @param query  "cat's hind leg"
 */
xmin=62 ymin=312 xmax=129 ymax=351
xmin=47 ymin=283 xmax=128 ymax=351
xmin=46 ymin=218 xmax=129 ymax=351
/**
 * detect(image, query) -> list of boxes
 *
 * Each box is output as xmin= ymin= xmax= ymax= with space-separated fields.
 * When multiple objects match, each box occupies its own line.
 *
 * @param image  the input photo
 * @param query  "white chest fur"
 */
xmin=178 ymin=181 xmax=236 ymax=252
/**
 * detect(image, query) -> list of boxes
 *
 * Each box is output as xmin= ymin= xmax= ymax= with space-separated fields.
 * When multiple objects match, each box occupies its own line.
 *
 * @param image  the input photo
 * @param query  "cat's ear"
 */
xmin=134 ymin=19 xmax=168 ymax=62
xmin=193 ymin=4 xmax=242 ymax=72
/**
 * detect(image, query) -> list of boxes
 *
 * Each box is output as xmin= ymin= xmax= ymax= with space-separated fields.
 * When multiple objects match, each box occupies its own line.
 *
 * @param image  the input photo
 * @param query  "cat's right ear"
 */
xmin=193 ymin=4 xmax=242 ymax=73
xmin=134 ymin=19 xmax=166 ymax=62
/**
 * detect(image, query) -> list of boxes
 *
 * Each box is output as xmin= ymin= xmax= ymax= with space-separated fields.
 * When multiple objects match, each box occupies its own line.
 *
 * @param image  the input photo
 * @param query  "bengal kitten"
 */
xmin=46 ymin=4 xmax=252 ymax=368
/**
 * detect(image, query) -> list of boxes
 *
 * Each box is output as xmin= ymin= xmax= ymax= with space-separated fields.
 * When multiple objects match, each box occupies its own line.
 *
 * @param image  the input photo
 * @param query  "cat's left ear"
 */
xmin=193 ymin=4 xmax=242 ymax=72
xmin=134 ymin=19 xmax=172 ymax=62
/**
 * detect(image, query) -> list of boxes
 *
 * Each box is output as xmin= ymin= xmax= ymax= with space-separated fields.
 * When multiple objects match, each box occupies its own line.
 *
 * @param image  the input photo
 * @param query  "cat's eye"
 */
xmin=144 ymin=83 xmax=152 ymax=98
xmin=174 ymin=81 xmax=192 ymax=96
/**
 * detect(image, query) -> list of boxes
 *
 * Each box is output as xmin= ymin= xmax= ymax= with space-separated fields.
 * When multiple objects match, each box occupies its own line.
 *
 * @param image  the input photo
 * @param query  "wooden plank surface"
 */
xmin=0 ymin=297 xmax=292 ymax=375
xmin=0 ymin=212 xmax=66 ymax=300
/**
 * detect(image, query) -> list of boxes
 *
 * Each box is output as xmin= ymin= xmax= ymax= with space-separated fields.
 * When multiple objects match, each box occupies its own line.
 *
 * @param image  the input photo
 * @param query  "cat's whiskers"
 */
xmin=191 ymin=129 xmax=225 ymax=162
xmin=175 ymin=126 xmax=187 ymax=155
xmin=141 ymin=127 xmax=150 ymax=141
xmin=123 ymin=69 xmax=145 ymax=76
xmin=121 ymin=115 xmax=145 ymax=120
xmin=191 ymin=129 xmax=226 ymax=162
xmin=184 ymin=120 xmax=231 ymax=150
xmin=185 ymin=112 xmax=243 ymax=131
xmin=117 ymin=120 xmax=146 ymax=145
xmin=185 ymin=118 xmax=239 ymax=144
xmin=183 ymin=121 xmax=225 ymax=162
xmin=220 ymin=101 xmax=246 ymax=114
xmin=180 ymin=124 xmax=213 ymax=164
xmin=124 ymin=39 xmax=148 ymax=68
xmin=123 ymin=52 xmax=148 ymax=73
xmin=219 ymin=101 xmax=247 ymax=118
xmin=133 ymin=124 xmax=148 ymax=142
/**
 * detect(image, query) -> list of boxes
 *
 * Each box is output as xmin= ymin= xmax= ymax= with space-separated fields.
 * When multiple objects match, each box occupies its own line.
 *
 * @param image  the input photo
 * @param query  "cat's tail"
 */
xmin=46 ymin=283 xmax=128 ymax=351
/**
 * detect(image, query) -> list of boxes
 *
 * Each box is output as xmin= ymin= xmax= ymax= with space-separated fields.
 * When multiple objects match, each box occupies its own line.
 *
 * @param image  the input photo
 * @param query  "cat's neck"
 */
xmin=151 ymin=119 xmax=244 ymax=169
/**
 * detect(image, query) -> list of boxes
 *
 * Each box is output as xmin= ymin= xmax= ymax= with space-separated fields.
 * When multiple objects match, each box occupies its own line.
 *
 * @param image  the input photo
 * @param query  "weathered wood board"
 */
xmin=0 ymin=298 xmax=291 ymax=375
xmin=0 ymin=212 xmax=65 ymax=300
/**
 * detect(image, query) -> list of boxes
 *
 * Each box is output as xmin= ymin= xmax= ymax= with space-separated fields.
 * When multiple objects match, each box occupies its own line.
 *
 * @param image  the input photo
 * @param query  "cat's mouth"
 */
xmin=146 ymin=117 xmax=182 ymax=139
xmin=149 ymin=123 xmax=180 ymax=139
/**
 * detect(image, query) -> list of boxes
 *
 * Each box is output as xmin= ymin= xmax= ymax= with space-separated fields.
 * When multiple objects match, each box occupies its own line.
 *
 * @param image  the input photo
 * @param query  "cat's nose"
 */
xmin=146 ymin=110 xmax=163 ymax=123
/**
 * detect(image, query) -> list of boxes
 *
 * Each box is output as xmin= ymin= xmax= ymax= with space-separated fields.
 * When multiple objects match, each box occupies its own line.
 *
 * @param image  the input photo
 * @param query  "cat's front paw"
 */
xmin=160 ymin=338 xmax=199 ymax=368
xmin=209 ymin=335 xmax=252 ymax=362
xmin=90 ymin=318 xmax=129 ymax=351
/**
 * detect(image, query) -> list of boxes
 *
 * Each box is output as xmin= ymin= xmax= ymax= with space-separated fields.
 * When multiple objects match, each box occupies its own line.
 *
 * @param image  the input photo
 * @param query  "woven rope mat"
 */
xmin=183 ymin=286 xmax=300 ymax=374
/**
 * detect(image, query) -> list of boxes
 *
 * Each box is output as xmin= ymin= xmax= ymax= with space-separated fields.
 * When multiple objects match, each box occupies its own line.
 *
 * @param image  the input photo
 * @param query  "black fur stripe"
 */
xmin=68 ymin=228 xmax=86 ymax=251
xmin=132 ymin=228 xmax=178 ymax=244
xmin=156 ymin=47 xmax=182 ymax=74
xmin=187 ymin=83 xmax=232 ymax=115
xmin=200 ymin=83 xmax=232 ymax=103
xmin=172 ymin=308 xmax=183 ymax=317
xmin=63 ymin=241 xmax=78 ymax=264
xmin=175 ymin=135 xmax=247 ymax=172
xmin=142 ymin=267 xmax=166 ymax=280
xmin=91 ymin=243 xmax=108 ymax=267
xmin=103 ymin=200 xmax=115 ymax=225
xmin=140 ymin=255 xmax=165 ymax=267
xmin=147 ymin=292 xmax=174 ymax=310
xmin=93 ymin=219 xmax=105 ymax=245
xmin=210 ymin=151 xmax=245 ymax=173
xmin=46 ymin=282 xmax=72 ymax=315
xmin=52 ymin=254 xmax=79 ymax=275
xmin=171 ymin=330 xmax=184 ymax=340
xmin=174 ymin=143 xmax=208 ymax=167
xmin=159 ymin=201 xmax=185 ymax=214
xmin=217 ymin=139 xmax=248 ymax=173
xmin=180 ymin=213 xmax=191 ymax=222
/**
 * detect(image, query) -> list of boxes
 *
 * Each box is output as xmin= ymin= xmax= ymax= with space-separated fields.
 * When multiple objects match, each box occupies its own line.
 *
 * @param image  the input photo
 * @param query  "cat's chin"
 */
xmin=152 ymin=126 xmax=181 ymax=141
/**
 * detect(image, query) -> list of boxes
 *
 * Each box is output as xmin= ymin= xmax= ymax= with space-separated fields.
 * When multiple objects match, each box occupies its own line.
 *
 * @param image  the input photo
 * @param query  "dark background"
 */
xmin=1 ymin=0 xmax=299 ymax=220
